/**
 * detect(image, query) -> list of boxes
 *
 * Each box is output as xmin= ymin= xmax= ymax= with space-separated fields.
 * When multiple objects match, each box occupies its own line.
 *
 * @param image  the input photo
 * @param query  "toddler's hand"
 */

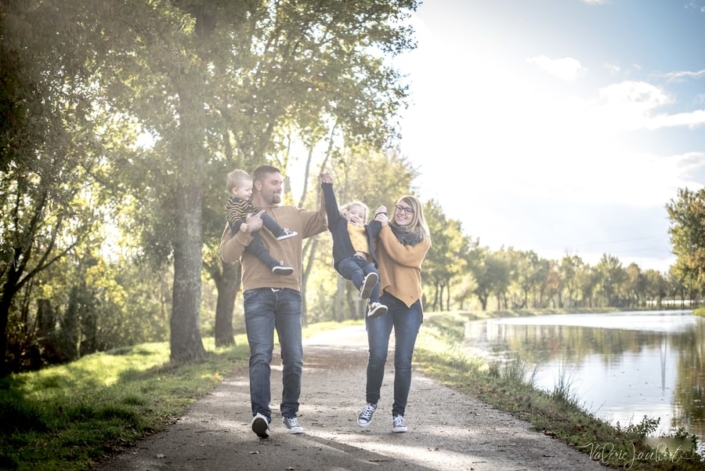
xmin=245 ymin=211 xmax=264 ymax=232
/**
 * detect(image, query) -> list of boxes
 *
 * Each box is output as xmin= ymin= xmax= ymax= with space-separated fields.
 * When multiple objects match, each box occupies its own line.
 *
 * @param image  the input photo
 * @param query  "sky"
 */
xmin=392 ymin=0 xmax=705 ymax=272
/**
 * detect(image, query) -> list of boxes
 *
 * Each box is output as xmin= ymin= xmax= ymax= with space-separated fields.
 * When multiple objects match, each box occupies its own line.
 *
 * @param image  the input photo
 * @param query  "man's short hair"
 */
xmin=252 ymin=165 xmax=281 ymax=184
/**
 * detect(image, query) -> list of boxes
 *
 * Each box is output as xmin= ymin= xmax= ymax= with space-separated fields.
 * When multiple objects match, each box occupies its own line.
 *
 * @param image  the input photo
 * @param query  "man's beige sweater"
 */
xmin=220 ymin=202 xmax=327 ymax=292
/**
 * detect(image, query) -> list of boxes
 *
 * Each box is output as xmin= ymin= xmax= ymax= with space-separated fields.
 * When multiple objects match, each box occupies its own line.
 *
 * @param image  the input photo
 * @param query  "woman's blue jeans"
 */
xmin=364 ymin=292 xmax=423 ymax=417
xmin=243 ymin=288 xmax=303 ymax=420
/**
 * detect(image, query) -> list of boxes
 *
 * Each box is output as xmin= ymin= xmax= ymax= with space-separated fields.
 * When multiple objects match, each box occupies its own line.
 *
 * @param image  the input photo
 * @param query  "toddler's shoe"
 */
xmin=276 ymin=228 xmax=298 ymax=240
xmin=360 ymin=272 xmax=378 ymax=299
xmin=367 ymin=302 xmax=387 ymax=319
xmin=272 ymin=262 xmax=294 ymax=276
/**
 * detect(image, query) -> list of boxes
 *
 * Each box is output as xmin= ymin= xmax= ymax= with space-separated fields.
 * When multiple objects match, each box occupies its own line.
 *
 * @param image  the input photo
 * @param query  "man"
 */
xmin=220 ymin=165 xmax=327 ymax=439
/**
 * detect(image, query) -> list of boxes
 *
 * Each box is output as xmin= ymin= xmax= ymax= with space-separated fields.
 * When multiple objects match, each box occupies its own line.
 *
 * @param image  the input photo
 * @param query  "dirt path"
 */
xmin=94 ymin=325 xmax=606 ymax=471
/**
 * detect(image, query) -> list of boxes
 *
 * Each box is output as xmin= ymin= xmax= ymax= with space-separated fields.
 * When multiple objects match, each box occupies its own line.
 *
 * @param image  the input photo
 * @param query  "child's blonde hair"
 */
xmin=226 ymin=169 xmax=252 ymax=193
xmin=341 ymin=201 xmax=369 ymax=221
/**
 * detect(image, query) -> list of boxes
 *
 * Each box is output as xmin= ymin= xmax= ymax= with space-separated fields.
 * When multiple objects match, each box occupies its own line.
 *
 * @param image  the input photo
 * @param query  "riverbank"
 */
xmin=415 ymin=310 xmax=704 ymax=470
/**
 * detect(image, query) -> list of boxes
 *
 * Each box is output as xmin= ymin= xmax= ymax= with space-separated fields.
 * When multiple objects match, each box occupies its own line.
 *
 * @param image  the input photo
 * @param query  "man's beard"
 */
xmin=271 ymin=193 xmax=281 ymax=204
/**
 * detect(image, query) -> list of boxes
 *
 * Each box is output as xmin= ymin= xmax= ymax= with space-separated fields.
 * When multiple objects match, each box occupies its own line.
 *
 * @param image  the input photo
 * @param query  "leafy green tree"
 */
xmin=542 ymin=260 xmax=562 ymax=308
xmin=594 ymin=254 xmax=626 ymax=307
xmin=531 ymin=257 xmax=551 ymax=308
xmin=560 ymin=255 xmax=584 ymax=308
xmin=666 ymin=188 xmax=705 ymax=296
xmin=507 ymin=249 xmax=538 ymax=309
xmin=0 ymin=1 xmax=128 ymax=373
xmin=469 ymin=248 xmax=510 ymax=311
xmin=644 ymin=269 xmax=667 ymax=308
xmin=625 ymin=263 xmax=646 ymax=308
xmin=423 ymin=200 xmax=475 ymax=311
xmin=577 ymin=263 xmax=599 ymax=307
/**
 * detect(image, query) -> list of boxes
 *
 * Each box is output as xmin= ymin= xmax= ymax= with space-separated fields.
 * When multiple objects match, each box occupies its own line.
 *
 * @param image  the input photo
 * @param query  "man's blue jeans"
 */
xmin=243 ymin=288 xmax=303 ymax=420
xmin=364 ymin=292 xmax=423 ymax=417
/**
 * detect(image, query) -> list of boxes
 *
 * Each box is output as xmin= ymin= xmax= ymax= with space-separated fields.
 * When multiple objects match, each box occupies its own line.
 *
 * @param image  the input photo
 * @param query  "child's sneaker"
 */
xmin=357 ymin=403 xmax=377 ymax=427
xmin=359 ymin=272 xmax=378 ymax=299
xmin=276 ymin=228 xmax=298 ymax=240
xmin=251 ymin=413 xmax=271 ymax=438
xmin=272 ymin=263 xmax=294 ymax=276
xmin=367 ymin=302 xmax=387 ymax=319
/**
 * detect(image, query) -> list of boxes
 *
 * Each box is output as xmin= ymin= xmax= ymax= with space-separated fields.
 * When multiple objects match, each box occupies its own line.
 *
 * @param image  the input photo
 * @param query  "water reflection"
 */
xmin=462 ymin=310 xmax=705 ymax=445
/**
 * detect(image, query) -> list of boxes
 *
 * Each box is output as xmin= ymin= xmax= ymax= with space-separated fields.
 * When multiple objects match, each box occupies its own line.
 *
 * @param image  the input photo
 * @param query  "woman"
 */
xmin=356 ymin=195 xmax=431 ymax=433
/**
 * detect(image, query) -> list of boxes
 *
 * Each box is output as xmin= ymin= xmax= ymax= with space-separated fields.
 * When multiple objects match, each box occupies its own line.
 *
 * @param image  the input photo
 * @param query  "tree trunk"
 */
xmin=214 ymin=261 xmax=240 ymax=347
xmin=0 ymin=264 xmax=23 ymax=376
xmin=170 ymin=80 xmax=207 ymax=363
xmin=171 ymin=178 xmax=207 ymax=362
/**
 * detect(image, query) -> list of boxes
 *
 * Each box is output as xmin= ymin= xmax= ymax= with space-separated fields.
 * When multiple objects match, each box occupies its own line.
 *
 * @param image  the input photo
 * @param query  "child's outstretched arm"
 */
xmin=320 ymin=172 xmax=341 ymax=225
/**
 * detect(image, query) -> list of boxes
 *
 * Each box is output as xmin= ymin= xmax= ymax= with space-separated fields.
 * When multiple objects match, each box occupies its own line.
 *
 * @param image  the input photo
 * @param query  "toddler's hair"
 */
xmin=226 ymin=169 xmax=251 ymax=193
xmin=341 ymin=201 xmax=369 ymax=221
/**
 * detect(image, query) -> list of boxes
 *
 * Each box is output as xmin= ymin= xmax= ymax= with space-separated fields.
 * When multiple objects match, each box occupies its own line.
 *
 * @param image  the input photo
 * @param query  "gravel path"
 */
xmin=94 ymin=325 xmax=606 ymax=471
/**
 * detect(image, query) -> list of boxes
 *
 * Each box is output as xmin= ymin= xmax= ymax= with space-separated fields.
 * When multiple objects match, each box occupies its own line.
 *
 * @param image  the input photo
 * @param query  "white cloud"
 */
xmin=662 ymin=69 xmax=705 ymax=82
xmin=582 ymin=0 xmax=609 ymax=4
xmin=527 ymin=55 xmax=586 ymax=81
xmin=649 ymin=110 xmax=705 ymax=129
xmin=588 ymin=81 xmax=705 ymax=130
xmin=592 ymin=81 xmax=672 ymax=131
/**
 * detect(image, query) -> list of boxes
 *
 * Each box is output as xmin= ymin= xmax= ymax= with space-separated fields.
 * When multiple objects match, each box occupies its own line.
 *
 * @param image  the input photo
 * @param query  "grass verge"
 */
xmin=414 ymin=311 xmax=705 ymax=471
xmin=0 ymin=321 xmax=361 ymax=471
xmin=0 ymin=335 xmax=250 ymax=471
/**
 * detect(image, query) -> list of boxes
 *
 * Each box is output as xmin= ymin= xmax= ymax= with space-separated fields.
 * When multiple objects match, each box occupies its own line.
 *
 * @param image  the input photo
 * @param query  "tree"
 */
xmin=423 ymin=200 xmax=475 ymax=311
xmin=666 ymin=188 xmax=705 ymax=296
xmin=560 ymin=255 xmax=584 ymax=308
xmin=644 ymin=269 xmax=667 ymax=308
xmin=469 ymin=248 xmax=509 ymax=311
xmin=625 ymin=263 xmax=646 ymax=308
xmin=0 ymin=1 xmax=125 ymax=373
xmin=594 ymin=254 xmax=626 ymax=307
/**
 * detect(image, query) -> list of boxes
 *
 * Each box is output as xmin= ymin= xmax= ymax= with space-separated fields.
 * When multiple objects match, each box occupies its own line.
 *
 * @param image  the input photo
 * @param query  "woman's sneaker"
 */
xmin=276 ymin=228 xmax=298 ymax=240
xmin=359 ymin=272 xmax=378 ymax=299
xmin=251 ymin=413 xmax=271 ymax=438
xmin=272 ymin=262 xmax=294 ymax=276
xmin=392 ymin=415 xmax=407 ymax=433
xmin=367 ymin=302 xmax=388 ymax=319
xmin=357 ymin=403 xmax=377 ymax=427
xmin=282 ymin=416 xmax=304 ymax=434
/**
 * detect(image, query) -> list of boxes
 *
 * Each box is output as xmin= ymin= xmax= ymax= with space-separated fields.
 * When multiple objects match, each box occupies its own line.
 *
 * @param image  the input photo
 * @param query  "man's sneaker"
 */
xmin=392 ymin=415 xmax=407 ymax=433
xmin=357 ymin=403 xmax=377 ymax=427
xmin=367 ymin=302 xmax=388 ymax=319
xmin=272 ymin=263 xmax=294 ymax=276
xmin=276 ymin=228 xmax=298 ymax=240
xmin=251 ymin=413 xmax=271 ymax=438
xmin=359 ymin=272 xmax=378 ymax=299
xmin=282 ymin=416 xmax=304 ymax=434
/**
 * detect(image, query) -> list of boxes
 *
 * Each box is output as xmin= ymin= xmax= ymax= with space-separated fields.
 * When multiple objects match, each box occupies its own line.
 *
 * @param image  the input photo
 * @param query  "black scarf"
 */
xmin=390 ymin=223 xmax=423 ymax=247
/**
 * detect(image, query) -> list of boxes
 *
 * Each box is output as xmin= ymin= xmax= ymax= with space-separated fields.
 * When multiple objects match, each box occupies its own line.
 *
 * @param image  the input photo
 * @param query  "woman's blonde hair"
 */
xmin=341 ymin=201 xmax=369 ymax=221
xmin=396 ymin=195 xmax=431 ymax=245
